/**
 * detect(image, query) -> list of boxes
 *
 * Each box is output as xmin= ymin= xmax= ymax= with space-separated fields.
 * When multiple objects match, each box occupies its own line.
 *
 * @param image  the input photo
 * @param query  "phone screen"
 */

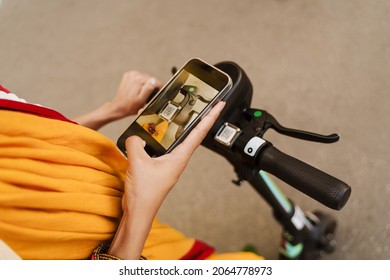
xmin=137 ymin=70 xmax=220 ymax=149
xmin=117 ymin=58 xmax=231 ymax=156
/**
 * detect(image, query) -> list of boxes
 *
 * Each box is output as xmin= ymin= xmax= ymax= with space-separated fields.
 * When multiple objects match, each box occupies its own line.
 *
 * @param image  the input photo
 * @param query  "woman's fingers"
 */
xmin=139 ymin=77 xmax=163 ymax=102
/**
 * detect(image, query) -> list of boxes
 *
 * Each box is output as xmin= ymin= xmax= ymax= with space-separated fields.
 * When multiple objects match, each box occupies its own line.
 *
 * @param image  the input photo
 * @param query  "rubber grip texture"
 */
xmin=259 ymin=146 xmax=351 ymax=210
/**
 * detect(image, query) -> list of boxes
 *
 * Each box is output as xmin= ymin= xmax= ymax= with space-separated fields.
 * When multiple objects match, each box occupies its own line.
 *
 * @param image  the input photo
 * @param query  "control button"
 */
xmin=253 ymin=110 xmax=263 ymax=118
xmin=215 ymin=123 xmax=241 ymax=147
xmin=244 ymin=137 xmax=266 ymax=157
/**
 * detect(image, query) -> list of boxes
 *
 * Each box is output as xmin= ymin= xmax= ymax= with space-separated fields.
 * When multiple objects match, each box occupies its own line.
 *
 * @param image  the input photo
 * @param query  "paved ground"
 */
xmin=1 ymin=0 xmax=388 ymax=259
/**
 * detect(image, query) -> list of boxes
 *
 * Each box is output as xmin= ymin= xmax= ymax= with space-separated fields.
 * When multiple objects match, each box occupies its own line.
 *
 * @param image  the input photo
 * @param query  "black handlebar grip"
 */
xmin=258 ymin=145 xmax=351 ymax=210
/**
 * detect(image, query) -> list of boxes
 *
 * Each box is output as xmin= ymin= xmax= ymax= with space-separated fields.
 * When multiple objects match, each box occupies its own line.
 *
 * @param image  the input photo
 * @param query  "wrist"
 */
xmin=105 ymin=98 xmax=137 ymax=122
xmin=124 ymin=189 xmax=165 ymax=221
xmin=108 ymin=208 xmax=153 ymax=260
xmin=92 ymin=243 xmax=146 ymax=260
xmin=73 ymin=102 xmax=119 ymax=130
xmin=99 ymin=101 xmax=123 ymax=123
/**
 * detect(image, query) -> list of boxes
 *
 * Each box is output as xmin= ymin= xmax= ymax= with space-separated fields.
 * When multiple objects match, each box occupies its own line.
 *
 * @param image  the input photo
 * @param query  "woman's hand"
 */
xmin=108 ymin=101 xmax=225 ymax=259
xmin=108 ymin=71 xmax=163 ymax=119
xmin=73 ymin=71 xmax=163 ymax=130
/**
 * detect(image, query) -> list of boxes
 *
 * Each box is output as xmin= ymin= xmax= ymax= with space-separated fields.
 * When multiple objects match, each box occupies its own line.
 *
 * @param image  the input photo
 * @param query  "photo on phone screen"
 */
xmin=117 ymin=58 xmax=232 ymax=157
xmin=137 ymin=71 xmax=220 ymax=149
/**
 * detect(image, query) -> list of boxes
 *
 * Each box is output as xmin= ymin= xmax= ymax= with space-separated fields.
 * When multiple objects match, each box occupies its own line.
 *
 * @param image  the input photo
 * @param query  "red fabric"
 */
xmin=0 ymin=85 xmax=11 ymax=93
xmin=0 ymin=99 xmax=76 ymax=124
xmin=179 ymin=240 xmax=215 ymax=260
xmin=0 ymin=85 xmax=76 ymax=124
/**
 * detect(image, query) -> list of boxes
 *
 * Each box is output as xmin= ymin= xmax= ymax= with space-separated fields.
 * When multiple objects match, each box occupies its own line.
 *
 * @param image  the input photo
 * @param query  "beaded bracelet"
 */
xmin=91 ymin=243 xmax=146 ymax=260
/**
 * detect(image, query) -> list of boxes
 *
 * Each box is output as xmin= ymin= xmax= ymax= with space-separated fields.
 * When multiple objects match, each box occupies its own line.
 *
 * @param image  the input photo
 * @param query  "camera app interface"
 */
xmin=136 ymin=69 xmax=219 ymax=149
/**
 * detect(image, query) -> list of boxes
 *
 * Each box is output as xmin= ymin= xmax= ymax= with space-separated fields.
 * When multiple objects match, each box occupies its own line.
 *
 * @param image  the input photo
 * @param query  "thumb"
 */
xmin=125 ymin=136 xmax=148 ymax=160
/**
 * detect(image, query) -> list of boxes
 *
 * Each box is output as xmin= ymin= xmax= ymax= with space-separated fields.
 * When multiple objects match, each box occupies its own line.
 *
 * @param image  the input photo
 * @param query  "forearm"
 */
xmin=73 ymin=102 xmax=120 ymax=130
xmin=73 ymin=71 xmax=161 ymax=130
xmin=108 ymin=195 xmax=162 ymax=260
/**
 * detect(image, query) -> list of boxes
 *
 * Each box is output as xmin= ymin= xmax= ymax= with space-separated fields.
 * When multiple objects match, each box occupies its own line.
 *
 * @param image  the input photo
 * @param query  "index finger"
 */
xmin=170 ymin=101 xmax=225 ymax=159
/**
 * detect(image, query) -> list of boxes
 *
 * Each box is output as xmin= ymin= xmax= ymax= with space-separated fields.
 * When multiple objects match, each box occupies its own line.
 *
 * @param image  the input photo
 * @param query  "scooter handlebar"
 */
xmin=258 ymin=145 xmax=351 ymax=210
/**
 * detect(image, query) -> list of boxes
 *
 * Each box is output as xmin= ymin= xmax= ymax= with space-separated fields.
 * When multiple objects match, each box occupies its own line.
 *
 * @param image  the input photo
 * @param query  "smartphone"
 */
xmin=117 ymin=58 xmax=232 ymax=157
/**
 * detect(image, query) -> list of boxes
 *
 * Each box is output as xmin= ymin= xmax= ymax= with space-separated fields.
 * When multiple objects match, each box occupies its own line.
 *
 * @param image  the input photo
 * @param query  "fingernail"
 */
xmin=149 ymin=78 xmax=157 ymax=86
xmin=142 ymin=140 xmax=146 ymax=147
xmin=216 ymin=101 xmax=226 ymax=110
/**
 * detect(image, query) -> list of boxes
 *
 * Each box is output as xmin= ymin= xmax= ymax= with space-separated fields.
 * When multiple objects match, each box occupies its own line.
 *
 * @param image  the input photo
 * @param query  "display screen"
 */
xmin=135 ymin=69 xmax=219 ymax=149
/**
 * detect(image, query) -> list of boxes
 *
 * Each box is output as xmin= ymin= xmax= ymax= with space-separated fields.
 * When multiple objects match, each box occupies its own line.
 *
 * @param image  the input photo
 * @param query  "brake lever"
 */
xmin=245 ymin=109 xmax=340 ymax=143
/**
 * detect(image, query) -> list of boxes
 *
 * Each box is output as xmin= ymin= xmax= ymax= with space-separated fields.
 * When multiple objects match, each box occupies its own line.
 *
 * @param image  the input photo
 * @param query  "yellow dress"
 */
xmin=0 ymin=110 xmax=262 ymax=260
